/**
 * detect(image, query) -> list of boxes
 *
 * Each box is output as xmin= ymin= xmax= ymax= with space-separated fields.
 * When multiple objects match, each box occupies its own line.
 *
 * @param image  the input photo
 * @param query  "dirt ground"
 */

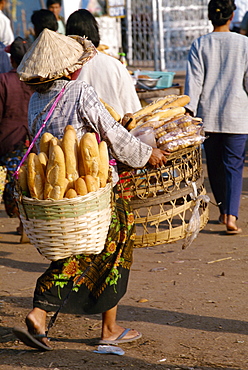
xmin=1 ymin=150 xmax=248 ymax=370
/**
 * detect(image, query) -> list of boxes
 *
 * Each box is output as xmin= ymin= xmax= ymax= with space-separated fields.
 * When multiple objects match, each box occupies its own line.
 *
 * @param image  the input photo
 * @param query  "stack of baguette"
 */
xmin=18 ymin=125 xmax=110 ymax=200
xmin=120 ymin=94 xmax=205 ymax=153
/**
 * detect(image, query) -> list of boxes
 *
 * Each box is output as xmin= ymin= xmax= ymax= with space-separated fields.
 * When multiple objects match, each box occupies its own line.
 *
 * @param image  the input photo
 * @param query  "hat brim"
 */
xmin=17 ymin=29 xmax=96 ymax=83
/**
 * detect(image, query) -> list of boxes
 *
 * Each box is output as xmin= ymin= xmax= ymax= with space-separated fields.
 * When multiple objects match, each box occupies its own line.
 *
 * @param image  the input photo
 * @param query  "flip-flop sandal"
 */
xmin=98 ymin=328 xmax=142 ymax=345
xmin=13 ymin=327 xmax=53 ymax=351
xmin=226 ymin=228 xmax=242 ymax=235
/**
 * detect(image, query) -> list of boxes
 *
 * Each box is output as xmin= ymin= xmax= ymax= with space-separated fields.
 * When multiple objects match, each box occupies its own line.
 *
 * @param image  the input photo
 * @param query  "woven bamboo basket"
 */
xmin=0 ymin=166 xmax=7 ymax=203
xmin=117 ymin=145 xmax=209 ymax=247
xmin=16 ymin=182 xmax=112 ymax=261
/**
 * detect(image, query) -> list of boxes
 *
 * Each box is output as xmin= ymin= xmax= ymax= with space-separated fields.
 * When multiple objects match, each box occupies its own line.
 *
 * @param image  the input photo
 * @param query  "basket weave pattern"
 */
xmin=17 ymin=182 xmax=112 ymax=261
xmin=117 ymin=145 xmax=209 ymax=247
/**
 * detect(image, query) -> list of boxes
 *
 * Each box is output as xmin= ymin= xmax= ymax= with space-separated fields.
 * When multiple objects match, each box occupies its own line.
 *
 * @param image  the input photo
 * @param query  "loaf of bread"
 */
xmin=143 ymin=106 xmax=186 ymax=124
xmin=78 ymin=142 xmax=85 ymax=177
xmin=44 ymin=139 xmax=66 ymax=200
xmin=75 ymin=176 xmax=88 ymax=196
xmin=100 ymin=98 xmax=121 ymax=122
xmin=27 ymin=153 xmax=46 ymax=200
xmin=133 ymin=96 xmax=177 ymax=121
xmin=98 ymin=141 xmax=109 ymax=188
xmin=65 ymin=188 xmax=78 ymax=198
xmin=39 ymin=132 xmax=54 ymax=156
xmin=85 ymin=174 xmax=99 ymax=192
xmin=38 ymin=152 xmax=48 ymax=174
xmin=121 ymin=113 xmax=136 ymax=131
xmin=61 ymin=125 xmax=79 ymax=187
xmin=18 ymin=165 xmax=29 ymax=196
xmin=80 ymin=133 xmax=100 ymax=178
xmin=161 ymin=95 xmax=190 ymax=110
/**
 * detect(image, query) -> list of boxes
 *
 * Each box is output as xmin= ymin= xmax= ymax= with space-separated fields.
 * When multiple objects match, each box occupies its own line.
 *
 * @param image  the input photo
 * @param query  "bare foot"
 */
xmin=25 ymin=308 xmax=51 ymax=348
xmin=226 ymin=215 xmax=242 ymax=234
xmin=101 ymin=323 xmax=140 ymax=342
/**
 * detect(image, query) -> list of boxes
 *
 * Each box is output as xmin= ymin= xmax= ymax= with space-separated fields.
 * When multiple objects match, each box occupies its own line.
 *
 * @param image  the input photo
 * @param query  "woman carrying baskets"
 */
xmin=12 ymin=28 xmax=168 ymax=351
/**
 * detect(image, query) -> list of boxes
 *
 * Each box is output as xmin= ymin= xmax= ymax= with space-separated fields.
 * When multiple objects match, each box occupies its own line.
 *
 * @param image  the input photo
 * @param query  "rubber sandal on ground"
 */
xmin=13 ymin=327 xmax=52 ymax=351
xmin=226 ymin=228 xmax=242 ymax=235
xmin=98 ymin=328 xmax=142 ymax=345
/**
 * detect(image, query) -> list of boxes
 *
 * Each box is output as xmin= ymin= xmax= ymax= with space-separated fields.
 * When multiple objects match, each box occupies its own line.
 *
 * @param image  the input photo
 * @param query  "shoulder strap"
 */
xmin=13 ymin=86 xmax=66 ymax=178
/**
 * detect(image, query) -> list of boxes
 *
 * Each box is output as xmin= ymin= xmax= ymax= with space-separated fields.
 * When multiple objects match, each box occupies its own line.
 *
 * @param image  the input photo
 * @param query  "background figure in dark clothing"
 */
xmin=0 ymin=37 xmax=33 ymax=235
xmin=31 ymin=9 xmax=58 ymax=39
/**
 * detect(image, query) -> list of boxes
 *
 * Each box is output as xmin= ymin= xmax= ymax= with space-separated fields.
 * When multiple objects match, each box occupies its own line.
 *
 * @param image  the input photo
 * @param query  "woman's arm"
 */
xmin=80 ymin=85 xmax=168 ymax=168
xmin=184 ymin=41 xmax=204 ymax=116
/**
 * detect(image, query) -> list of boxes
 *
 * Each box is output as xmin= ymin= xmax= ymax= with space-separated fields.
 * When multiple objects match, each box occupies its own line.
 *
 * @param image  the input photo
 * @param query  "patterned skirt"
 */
xmin=33 ymin=196 xmax=136 ymax=315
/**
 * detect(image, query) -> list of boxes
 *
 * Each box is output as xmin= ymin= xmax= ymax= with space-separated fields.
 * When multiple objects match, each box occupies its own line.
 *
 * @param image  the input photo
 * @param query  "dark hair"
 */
xmin=10 ymin=37 xmax=31 ymax=65
xmin=31 ymin=9 xmax=58 ymax=37
xmin=46 ymin=0 xmax=62 ymax=7
xmin=66 ymin=9 xmax=100 ymax=47
xmin=208 ymin=0 xmax=236 ymax=26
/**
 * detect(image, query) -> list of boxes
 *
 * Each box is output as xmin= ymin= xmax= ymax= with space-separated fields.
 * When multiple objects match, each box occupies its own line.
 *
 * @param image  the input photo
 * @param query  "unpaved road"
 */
xmin=1 ymin=154 xmax=248 ymax=370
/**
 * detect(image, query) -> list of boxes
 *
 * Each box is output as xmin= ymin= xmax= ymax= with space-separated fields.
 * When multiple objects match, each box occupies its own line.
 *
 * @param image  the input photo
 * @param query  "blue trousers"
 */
xmin=204 ymin=133 xmax=247 ymax=218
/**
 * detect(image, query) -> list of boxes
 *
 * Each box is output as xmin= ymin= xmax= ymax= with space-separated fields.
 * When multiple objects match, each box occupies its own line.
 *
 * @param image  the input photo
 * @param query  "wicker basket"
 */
xmin=0 ymin=166 xmax=7 ymax=203
xmin=117 ymin=145 xmax=209 ymax=247
xmin=16 ymin=182 xmax=112 ymax=261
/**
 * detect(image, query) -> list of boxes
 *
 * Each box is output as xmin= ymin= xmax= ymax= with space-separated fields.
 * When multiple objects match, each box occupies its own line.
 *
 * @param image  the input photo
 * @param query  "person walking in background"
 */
xmin=0 ymin=37 xmax=33 ymax=236
xmin=46 ymin=0 xmax=65 ymax=35
xmin=229 ymin=0 xmax=248 ymax=32
xmin=184 ymin=0 xmax=248 ymax=234
xmin=0 ymin=0 xmax=14 ymax=46
xmin=66 ymin=9 xmax=141 ymax=118
xmin=31 ymin=9 xmax=58 ymax=39
xmin=239 ymin=10 xmax=248 ymax=36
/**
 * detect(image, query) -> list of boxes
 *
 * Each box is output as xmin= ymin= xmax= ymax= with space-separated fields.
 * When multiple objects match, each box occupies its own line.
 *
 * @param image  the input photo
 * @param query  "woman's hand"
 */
xmin=148 ymin=148 xmax=169 ymax=167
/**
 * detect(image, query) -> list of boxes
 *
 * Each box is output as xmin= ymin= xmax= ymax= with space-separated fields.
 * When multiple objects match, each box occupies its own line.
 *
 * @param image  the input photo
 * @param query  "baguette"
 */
xmin=143 ymin=106 xmax=186 ymax=123
xmin=65 ymin=188 xmax=78 ymax=198
xmin=18 ymin=165 xmax=29 ymax=196
xmin=27 ymin=153 xmax=46 ymax=199
xmin=161 ymin=95 xmax=190 ymax=110
xmin=142 ymin=113 xmax=184 ymax=130
xmin=39 ymin=132 xmax=54 ymax=156
xmin=98 ymin=141 xmax=109 ymax=188
xmin=100 ymin=98 xmax=121 ymax=122
xmin=85 ymin=174 xmax=99 ymax=192
xmin=121 ymin=113 xmax=136 ymax=131
xmin=133 ymin=96 xmax=177 ymax=120
xmin=75 ymin=177 xmax=88 ymax=196
xmin=38 ymin=152 xmax=48 ymax=174
xmin=44 ymin=141 xmax=66 ymax=200
xmin=61 ymin=125 xmax=79 ymax=187
xmin=80 ymin=133 xmax=100 ymax=178
xmin=78 ymin=142 xmax=85 ymax=177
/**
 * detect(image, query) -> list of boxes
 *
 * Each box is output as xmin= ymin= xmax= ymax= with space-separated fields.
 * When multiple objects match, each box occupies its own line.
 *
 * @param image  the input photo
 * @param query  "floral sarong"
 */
xmin=33 ymin=196 xmax=136 ymax=315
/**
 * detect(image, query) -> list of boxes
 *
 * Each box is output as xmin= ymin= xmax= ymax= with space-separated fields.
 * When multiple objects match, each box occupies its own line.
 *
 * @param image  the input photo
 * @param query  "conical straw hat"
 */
xmin=17 ymin=28 xmax=96 ymax=84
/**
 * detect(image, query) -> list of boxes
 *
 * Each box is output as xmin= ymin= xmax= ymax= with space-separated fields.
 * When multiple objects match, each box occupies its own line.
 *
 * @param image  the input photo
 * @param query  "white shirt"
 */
xmin=78 ymin=51 xmax=141 ymax=117
xmin=0 ymin=10 xmax=14 ymax=46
